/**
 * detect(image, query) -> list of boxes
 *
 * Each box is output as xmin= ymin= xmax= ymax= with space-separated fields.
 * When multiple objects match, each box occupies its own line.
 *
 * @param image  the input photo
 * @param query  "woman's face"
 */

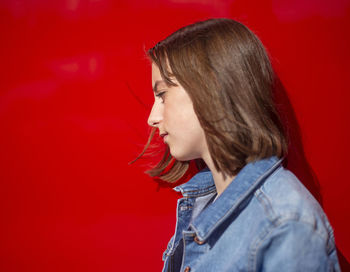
xmin=148 ymin=63 xmax=208 ymax=161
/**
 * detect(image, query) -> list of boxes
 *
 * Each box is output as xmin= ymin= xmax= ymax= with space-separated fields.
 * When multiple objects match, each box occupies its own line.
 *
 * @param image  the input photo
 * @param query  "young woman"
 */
xmin=140 ymin=18 xmax=340 ymax=271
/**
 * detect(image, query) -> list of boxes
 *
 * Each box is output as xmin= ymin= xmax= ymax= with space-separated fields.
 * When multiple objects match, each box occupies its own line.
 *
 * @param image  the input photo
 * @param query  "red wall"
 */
xmin=1 ymin=0 xmax=349 ymax=271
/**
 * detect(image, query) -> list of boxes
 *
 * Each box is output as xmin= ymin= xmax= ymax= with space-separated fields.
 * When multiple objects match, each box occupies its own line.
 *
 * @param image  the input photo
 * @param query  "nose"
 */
xmin=147 ymin=102 xmax=163 ymax=127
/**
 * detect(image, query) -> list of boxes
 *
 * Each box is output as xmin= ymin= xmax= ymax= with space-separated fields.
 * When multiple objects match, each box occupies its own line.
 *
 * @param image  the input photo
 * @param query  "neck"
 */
xmin=202 ymin=153 xmax=236 ymax=196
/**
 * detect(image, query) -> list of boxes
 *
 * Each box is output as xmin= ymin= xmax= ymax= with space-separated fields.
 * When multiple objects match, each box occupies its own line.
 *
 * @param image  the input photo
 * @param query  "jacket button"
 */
xmin=194 ymin=235 xmax=205 ymax=245
xmin=184 ymin=267 xmax=191 ymax=272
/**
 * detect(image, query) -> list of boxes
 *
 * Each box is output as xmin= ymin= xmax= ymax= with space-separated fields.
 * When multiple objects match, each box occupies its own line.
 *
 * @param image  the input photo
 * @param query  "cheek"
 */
xmin=163 ymin=103 xmax=187 ymax=127
xmin=179 ymin=112 xmax=205 ymax=144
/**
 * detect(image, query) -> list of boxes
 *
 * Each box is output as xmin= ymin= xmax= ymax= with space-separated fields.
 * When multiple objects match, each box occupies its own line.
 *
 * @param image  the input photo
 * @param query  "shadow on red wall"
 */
xmin=274 ymin=75 xmax=350 ymax=271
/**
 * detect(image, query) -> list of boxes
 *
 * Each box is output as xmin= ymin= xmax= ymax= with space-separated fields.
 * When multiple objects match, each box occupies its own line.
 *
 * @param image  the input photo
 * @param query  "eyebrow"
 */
xmin=153 ymin=80 xmax=166 ymax=93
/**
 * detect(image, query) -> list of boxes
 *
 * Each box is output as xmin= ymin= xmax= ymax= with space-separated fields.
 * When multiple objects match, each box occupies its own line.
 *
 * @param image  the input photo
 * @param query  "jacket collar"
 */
xmin=177 ymin=156 xmax=283 ymax=242
xmin=173 ymin=167 xmax=216 ymax=197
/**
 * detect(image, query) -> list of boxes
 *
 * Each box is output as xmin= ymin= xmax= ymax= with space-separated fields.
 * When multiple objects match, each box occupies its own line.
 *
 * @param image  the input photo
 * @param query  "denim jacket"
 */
xmin=162 ymin=157 xmax=340 ymax=272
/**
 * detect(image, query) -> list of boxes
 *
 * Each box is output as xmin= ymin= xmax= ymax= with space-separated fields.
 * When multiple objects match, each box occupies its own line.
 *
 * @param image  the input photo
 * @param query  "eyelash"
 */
xmin=156 ymin=91 xmax=166 ymax=102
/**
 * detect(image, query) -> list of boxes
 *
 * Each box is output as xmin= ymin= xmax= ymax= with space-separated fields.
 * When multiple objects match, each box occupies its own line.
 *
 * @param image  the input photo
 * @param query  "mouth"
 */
xmin=160 ymin=132 xmax=168 ymax=139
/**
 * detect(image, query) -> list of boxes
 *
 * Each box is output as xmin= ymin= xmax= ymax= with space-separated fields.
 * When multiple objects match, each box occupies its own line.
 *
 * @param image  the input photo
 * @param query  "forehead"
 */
xmin=151 ymin=63 xmax=162 ymax=84
xmin=151 ymin=62 xmax=179 ymax=87
xmin=151 ymin=64 xmax=167 ymax=93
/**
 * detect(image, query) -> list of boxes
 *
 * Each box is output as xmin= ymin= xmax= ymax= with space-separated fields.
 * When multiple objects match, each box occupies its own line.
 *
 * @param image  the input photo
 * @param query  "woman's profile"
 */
xmin=136 ymin=18 xmax=340 ymax=271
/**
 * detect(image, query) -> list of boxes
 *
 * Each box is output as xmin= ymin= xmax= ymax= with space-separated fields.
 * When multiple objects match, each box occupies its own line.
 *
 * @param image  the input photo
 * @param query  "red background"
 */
xmin=1 ymin=0 xmax=349 ymax=271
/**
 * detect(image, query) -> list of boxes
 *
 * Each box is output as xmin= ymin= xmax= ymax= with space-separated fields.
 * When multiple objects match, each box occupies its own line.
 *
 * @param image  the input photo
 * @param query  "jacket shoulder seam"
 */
xmin=247 ymin=217 xmax=334 ymax=272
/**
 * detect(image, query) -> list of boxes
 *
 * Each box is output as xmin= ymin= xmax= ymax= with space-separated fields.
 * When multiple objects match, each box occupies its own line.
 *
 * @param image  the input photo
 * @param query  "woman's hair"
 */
xmin=137 ymin=18 xmax=288 ymax=182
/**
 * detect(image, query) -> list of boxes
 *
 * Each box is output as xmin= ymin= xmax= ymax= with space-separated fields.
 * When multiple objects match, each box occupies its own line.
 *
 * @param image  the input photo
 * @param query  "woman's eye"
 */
xmin=156 ymin=91 xmax=166 ymax=102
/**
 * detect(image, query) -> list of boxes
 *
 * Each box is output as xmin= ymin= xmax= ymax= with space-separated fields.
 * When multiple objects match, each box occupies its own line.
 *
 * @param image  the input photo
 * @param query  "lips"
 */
xmin=160 ymin=132 xmax=168 ymax=142
xmin=160 ymin=132 xmax=168 ymax=138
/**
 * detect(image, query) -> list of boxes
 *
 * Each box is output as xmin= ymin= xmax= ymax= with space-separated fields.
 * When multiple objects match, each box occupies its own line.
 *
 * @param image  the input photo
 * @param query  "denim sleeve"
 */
xmin=252 ymin=219 xmax=340 ymax=272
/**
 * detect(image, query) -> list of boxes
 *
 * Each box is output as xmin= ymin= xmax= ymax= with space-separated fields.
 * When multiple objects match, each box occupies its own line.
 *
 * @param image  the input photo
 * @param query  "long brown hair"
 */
xmin=136 ymin=18 xmax=288 ymax=182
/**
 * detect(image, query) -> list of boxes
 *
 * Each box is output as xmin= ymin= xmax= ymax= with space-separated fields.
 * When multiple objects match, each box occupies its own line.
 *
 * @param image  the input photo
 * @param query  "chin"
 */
xmin=170 ymin=150 xmax=199 ymax=162
xmin=173 ymin=156 xmax=190 ymax=162
xmin=170 ymin=151 xmax=186 ymax=161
